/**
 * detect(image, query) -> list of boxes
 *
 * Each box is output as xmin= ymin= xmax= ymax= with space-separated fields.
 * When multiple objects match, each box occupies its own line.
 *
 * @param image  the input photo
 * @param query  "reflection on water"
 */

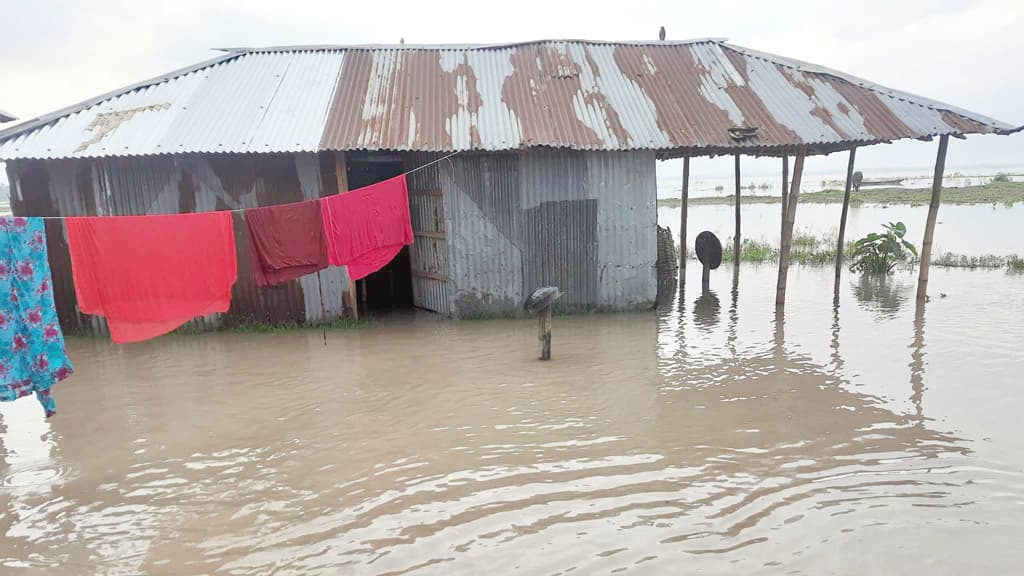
xmin=2 ymin=264 xmax=1024 ymax=574
xmin=693 ymin=288 xmax=721 ymax=330
xmin=852 ymin=274 xmax=910 ymax=319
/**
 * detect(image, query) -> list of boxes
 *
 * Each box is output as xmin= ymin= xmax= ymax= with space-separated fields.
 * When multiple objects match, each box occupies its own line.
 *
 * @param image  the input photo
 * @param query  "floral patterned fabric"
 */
xmin=0 ymin=217 xmax=73 ymax=416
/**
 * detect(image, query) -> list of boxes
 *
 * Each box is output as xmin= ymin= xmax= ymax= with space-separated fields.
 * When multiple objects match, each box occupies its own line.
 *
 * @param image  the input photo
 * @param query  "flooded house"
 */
xmin=0 ymin=39 xmax=1017 ymax=332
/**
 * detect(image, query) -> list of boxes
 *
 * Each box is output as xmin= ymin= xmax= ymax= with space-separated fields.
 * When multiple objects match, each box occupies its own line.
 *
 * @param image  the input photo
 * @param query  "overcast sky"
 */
xmin=1 ymin=0 xmax=1021 ymax=183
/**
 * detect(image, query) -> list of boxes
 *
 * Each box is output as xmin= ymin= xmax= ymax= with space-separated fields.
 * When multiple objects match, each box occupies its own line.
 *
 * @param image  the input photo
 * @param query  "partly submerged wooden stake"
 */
xmin=539 ymin=308 xmax=552 ymax=360
xmin=917 ymin=135 xmax=950 ymax=301
xmin=525 ymin=286 xmax=562 ymax=361
xmin=834 ymin=148 xmax=858 ymax=295
xmin=679 ymin=157 xmax=690 ymax=274
xmin=776 ymin=152 xmax=806 ymax=307
xmin=733 ymin=155 xmax=742 ymax=266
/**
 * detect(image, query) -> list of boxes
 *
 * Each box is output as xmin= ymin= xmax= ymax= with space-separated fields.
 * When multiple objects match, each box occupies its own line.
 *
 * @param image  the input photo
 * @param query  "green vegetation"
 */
xmin=176 ymin=316 xmax=367 ymax=335
xmin=849 ymin=222 xmax=917 ymax=274
xmin=932 ymin=252 xmax=1024 ymax=274
xmin=720 ymin=236 xmax=846 ymax=265
xmin=693 ymin=233 xmax=1024 ymax=274
xmin=658 ymin=181 xmax=1024 ymax=207
xmin=992 ymin=173 xmax=1012 ymax=183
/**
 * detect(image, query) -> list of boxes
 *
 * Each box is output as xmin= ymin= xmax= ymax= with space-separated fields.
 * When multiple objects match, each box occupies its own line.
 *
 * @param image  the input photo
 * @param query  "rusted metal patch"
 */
xmin=827 ymin=79 xmax=915 ymax=141
xmin=76 ymin=103 xmax=171 ymax=153
xmin=719 ymin=48 xmax=806 ymax=146
xmin=503 ymin=45 xmax=604 ymax=148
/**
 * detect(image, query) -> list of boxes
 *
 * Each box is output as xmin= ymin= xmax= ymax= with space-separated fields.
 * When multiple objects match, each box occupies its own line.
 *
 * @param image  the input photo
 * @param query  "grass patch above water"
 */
xmin=174 ymin=316 xmax=367 ymax=335
xmin=658 ymin=181 xmax=1024 ymax=208
xmin=931 ymin=252 xmax=1024 ymax=273
xmin=718 ymin=236 xmax=845 ymax=265
xmin=690 ymin=234 xmax=1024 ymax=274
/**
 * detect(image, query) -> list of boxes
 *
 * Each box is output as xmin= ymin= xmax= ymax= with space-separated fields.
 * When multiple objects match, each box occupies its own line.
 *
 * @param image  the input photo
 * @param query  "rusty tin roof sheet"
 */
xmin=1 ymin=39 xmax=1019 ymax=159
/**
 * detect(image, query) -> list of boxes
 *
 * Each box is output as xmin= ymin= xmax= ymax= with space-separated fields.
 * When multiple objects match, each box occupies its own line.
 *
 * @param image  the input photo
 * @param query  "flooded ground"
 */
xmin=660 ymin=203 xmax=1024 ymax=256
xmin=655 ymin=165 xmax=1024 ymax=199
xmin=2 ymin=264 xmax=1024 ymax=574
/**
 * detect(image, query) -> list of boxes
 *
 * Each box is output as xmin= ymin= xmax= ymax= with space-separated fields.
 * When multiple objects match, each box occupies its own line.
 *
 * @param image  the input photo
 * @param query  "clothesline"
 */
xmin=27 ymin=151 xmax=461 ymax=220
xmin=2 ymin=171 xmax=420 ymax=416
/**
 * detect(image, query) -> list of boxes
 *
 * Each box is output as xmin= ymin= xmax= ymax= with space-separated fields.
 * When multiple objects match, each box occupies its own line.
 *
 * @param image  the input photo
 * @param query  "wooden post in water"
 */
xmin=834 ymin=148 xmax=857 ymax=296
xmin=733 ymin=155 xmax=742 ymax=266
xmin=526 ymin=286 xmax=561 ymax=361
xmin=335 ymin=151 xmax=359 ymax=320
xmin=780 ymin=155 xmax=789 ymax=250
xmin=917 ymin=135 xmax=950 ymax=302
xmin=539 ymin=308 xmax=552 ymax=361
xmin=679 ymin=157 xmax=690 ymax=274
xmin=776 ymin=152 xmax=806 ymax=307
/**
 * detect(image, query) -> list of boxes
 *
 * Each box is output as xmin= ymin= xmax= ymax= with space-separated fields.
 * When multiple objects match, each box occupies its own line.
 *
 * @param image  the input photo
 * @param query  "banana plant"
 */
xmin=849 ymin=221 xmax=918 ymax=274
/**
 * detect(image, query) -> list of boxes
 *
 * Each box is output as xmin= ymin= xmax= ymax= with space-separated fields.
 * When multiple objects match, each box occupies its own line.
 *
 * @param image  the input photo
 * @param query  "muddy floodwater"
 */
xmin=2 ymin=265 xmax=1024 ymax=575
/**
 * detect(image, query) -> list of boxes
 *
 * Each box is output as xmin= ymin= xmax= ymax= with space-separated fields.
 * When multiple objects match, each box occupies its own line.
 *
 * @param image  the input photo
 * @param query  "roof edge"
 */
xmin=721 ymin=42 xmax=1018 ymax=133
xmin=215 ymin=37 xmax=730 ymax=53
xmin=0 ymin=108 xmax=16 ymax=123
xmin=0 ymin=52 xmax=242 ymax=143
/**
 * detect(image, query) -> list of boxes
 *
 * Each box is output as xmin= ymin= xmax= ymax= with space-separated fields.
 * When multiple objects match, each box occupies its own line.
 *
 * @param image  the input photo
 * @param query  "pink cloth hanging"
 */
xmin=66 ymin=212 xmax=237 ymax=343
xmin=320 ymin=175 xmax=414 ymax=281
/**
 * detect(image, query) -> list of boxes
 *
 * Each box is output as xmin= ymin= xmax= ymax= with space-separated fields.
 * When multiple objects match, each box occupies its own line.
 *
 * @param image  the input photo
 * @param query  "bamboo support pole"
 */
xmin=834 ymin=148 xmax=857 ymax=295
xmin=917 ymin=135 xmax=950 ymax=301
xmin=734 ymin=155 xmax=741 ymax=266
xmin=781 ymin=155 xmax=789 ymax=250
xmin=679 ymin=157 xmax=690 ymax=274
xmin=335 ymin=151 xmax=359 ymax=320
xmin=776 ymin=152 xmax=806 ymax=307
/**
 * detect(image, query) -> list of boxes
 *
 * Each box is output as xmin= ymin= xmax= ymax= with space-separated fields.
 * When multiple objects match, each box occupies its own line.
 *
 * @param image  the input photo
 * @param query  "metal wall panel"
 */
xmin=442 ymin=149 xmax=655 ymax=317
xmin=518 ymin=151 xmax=596 ymax=310
xmin=403 ymin=152 xmax=451 ymax=314
xmin=443 ymin=153 xmax=523 ymax=317
xmin=587 ymin=150 xmax=658 ymax=309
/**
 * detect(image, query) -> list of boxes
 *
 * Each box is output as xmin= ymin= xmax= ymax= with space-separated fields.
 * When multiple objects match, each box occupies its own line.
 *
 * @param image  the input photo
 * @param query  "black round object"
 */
xmin=524 ymin=286 xmax=562 ymax=311
xmin=695 ymin=231 xmax=723 ymax=270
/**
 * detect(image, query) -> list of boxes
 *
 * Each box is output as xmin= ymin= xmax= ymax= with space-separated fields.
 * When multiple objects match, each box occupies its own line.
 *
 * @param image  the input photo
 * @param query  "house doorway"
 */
xmin=346 ymin=154 xmax=415 ymax=312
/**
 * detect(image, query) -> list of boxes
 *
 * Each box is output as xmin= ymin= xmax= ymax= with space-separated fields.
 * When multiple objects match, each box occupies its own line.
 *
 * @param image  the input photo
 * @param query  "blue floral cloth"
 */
xmin=0 ymin=217 xmax=73 ymax=416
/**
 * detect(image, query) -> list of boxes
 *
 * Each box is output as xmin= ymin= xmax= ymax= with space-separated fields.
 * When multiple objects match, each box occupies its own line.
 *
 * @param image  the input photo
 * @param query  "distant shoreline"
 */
xmin=657 ymin=182 xmax=1024 ymax=207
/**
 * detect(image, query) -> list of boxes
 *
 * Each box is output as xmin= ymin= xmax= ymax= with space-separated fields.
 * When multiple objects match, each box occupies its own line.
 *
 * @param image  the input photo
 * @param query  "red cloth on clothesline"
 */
xmin=320 ymin=175 xmax=414 ymax=281
xmin=66 ymin=212 xmax=237 ymax=343
xmin=244 ymin=199 xmax=328 ymax=287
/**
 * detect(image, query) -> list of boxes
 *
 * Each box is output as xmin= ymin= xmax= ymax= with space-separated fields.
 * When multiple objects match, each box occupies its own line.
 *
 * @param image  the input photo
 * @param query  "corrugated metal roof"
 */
xmin=0 ymin=108 xmax=16 ymax=123
xmin=1 ymin=39 xmax=1019 ymax=159
xmin=0 ymin=50 xmax=343 ymax=159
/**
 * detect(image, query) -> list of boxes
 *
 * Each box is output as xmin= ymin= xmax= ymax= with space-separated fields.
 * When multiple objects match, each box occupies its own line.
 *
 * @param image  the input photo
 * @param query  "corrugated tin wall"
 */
xmin=589 ymin=150 xmax=658 ymax=309
xmin=442 ymin=149 xmax=656 ymax=317
xmin=403 ymin=152 xmax=451 ymax=315
xmin=6 ymin=148 xmax=654 ymax=325
xmin=6 ymin=153 xmax=348 ymax=334
xmin=444 ymin=153 xmax=524 ymax=316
